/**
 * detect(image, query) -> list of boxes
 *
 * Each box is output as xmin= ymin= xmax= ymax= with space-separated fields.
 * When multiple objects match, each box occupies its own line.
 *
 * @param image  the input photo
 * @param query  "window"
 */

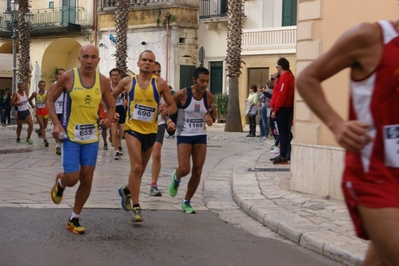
xmin=282 ymin=0 xmax=297 ymax=26
xmin=49 ymin=1 xmax=54 ymax=9
xmin=179 ymin=65 xmax=196 ymax=89
xmin=210 ymin=61 xmax=223 ymax=94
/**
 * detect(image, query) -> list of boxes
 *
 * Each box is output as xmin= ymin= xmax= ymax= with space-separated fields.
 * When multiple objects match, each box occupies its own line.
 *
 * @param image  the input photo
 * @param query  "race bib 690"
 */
xmin=132 ymin=104 xmax=156 ymax=122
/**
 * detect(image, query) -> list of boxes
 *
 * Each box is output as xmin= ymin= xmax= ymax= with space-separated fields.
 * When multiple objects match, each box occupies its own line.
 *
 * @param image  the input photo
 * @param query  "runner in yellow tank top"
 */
xmin=28 ymin=80 xmax=49 ymax=147
xmin=112 ymin=50 xmax=177 ymax=223
xmin=65 ymin=68 xmax=102 ymax=144
xmin=46 ymin=44 xmax=117 ymax=235
xmin=124 ymin=74 xmax=159 ymax=135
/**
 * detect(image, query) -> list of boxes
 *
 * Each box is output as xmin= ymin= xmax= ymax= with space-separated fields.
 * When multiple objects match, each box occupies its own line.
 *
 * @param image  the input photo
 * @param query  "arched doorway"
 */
xmin=41 ymin=38 xmax=81 ymax=85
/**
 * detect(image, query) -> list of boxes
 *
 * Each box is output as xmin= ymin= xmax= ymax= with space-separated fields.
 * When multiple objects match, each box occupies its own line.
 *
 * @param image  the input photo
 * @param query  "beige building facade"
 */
xmin=0 ymin=0 xmax=93 ymax=94
xmin=198 ymin=0 xmax=298 ymax=126
xmin=293 ymin=0 xmax=399 ymax=200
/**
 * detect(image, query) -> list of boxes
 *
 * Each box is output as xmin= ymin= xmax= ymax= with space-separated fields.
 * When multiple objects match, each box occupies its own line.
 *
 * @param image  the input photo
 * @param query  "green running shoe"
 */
xmin=181 ymin=201 xmax=196 ymax=214
xmin=26 ymin=137 xmax=33 ymax=145
xmin=132 ymin=206 xmax=142 ymax=222
xmin=168 ymin=170 xmax=179 ymax=197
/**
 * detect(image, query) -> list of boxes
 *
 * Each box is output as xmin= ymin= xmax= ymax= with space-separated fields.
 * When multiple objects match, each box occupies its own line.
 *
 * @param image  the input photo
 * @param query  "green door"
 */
xmin=210 ymin=61 xmax=223 ymax=94
xmin=282 ymin=0 xmax=297 ymax=26
xmin=62 ymin=0 xmax=76 ymax=26
xmin=179 ymin=65 xmax=196 ymax=90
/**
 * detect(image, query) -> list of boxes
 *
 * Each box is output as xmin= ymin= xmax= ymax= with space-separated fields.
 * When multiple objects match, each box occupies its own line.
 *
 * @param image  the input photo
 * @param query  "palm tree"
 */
xmin=224 ymin=0 xmax=243 ymax=132
xmin=115 ymin=0 xmax=129 ymax=73
xmin=18 ymin=0 xmax=31 ymax=84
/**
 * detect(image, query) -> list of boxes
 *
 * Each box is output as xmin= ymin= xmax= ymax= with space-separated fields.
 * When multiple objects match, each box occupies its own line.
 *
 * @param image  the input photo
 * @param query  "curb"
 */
xmin=232 ymin=149 xmax=367 ymax=266
xmin=0 ymin=147 xmax=32 ymax=154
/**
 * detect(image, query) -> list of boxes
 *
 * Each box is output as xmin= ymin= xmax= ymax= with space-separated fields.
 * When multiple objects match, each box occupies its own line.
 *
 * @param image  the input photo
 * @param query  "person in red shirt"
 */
xmin=270 ymin=57 xmax=295 ymax=164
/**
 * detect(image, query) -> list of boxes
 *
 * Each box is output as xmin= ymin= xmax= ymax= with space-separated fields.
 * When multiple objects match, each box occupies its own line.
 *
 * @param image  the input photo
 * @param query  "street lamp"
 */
xmin=3 ymin=0 xmax=33 ymax=120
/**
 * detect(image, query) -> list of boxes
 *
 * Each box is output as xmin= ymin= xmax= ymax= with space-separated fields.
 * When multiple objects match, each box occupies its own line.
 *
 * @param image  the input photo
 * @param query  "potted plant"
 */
xmin=214 ymin=93 xmax=228 ymax=123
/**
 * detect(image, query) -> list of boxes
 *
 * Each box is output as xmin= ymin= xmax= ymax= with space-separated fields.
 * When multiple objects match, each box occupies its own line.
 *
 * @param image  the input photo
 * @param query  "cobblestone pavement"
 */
xmin=0 ymin=123 xmax=367 ymax=265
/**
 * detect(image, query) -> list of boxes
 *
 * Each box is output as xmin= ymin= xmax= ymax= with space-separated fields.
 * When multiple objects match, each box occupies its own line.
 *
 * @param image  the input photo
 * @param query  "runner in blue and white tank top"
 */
xmin=48 ymin=68 xmax=66 ymax=155
xmin=109 ymin=68 xmax=127 ymax=160
xmin=168 ymin=67 xmax=217 ymax=214
xmin=175 ymin=86 xmax=208 ymax=137
xmin=11 ymin=81 xmax=34 ymax=144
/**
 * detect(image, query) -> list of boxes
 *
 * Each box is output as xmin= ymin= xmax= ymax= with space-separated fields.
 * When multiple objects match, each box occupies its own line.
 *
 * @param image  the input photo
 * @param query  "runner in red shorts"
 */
xmin=29 ymin=80 xmax=49 ymax=147
xmin=297 ymin=18 xmax=399 ymax=265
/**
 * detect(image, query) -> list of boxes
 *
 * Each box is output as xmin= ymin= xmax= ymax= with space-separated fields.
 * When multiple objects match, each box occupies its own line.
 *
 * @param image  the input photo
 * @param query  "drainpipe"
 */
xmin=93 ymin=0 xmax=98 ymax=46
xmin=165 ymin=12 xmax=170 ymax=83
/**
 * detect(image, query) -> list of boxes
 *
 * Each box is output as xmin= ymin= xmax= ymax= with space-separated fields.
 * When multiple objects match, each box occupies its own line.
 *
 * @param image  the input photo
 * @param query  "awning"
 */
xmin=0 ymin=53 xmax=15 ymax=75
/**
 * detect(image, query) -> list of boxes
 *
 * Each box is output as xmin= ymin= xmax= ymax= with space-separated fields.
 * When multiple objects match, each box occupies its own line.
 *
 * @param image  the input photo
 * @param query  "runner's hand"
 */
xmin=332 ymin=120 xmax=372 ymax=152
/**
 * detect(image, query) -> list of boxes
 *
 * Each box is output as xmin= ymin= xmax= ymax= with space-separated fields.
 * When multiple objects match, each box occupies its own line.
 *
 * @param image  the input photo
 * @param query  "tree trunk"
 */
xmin=18 ymin=0 xmax=31 ymax=84
xmin=224 ymin=0 xmax=243 ymax=132
xmin=225 ymin=76 xmax=243 ymax=131
xmin=115 ymin=0 xmax=129 ymax=73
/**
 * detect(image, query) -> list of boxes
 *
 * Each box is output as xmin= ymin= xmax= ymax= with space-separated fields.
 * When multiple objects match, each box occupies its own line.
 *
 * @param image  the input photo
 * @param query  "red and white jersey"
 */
xmin=345 ymin=20 xmax=399 ymax=184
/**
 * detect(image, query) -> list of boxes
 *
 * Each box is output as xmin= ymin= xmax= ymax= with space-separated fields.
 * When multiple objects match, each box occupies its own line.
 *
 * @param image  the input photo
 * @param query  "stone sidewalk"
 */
xmin=0 ymin=123 xmax=367 ymax=265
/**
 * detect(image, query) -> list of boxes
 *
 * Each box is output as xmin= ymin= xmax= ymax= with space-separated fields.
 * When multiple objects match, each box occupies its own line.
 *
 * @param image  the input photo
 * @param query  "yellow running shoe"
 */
xmin=67 ymin=218 xmax=85 ymax=235
xmin=132 ymin=206 xmax=142 ymax=222
xmin=51 ymin=173 xmax=64 ymax=204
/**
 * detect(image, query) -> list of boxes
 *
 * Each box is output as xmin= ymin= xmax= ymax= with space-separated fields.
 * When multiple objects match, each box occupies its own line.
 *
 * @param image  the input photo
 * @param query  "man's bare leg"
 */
xmin=358 ymin=205 xmax=399 ymax=265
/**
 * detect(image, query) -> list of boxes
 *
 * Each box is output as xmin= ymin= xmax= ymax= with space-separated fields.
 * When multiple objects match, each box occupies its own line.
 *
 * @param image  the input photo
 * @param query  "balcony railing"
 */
xmin=103 ymin=0 xmax=176 ymax=8
xmin=199 ymin=0 xmax=227 ymax=19
xmin=31 ymin=7 xmax=86 ymax=27
xmin=241 ymin=26 xmax=297 ymax=55
xmin=0 ymin=7 xmax=86 ymax=29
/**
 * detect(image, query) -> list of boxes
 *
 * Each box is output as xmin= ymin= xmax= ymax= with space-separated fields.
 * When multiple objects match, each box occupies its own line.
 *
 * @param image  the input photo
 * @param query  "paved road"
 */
xmin=0 ymin=208 xmax=339 ymax=266
xmin=0 ymin=124 xmax=367 ymax=265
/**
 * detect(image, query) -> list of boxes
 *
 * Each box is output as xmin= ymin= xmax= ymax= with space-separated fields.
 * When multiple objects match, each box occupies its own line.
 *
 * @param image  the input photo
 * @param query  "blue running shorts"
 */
xmin=62 ymin=141 xmax=99 ymax=173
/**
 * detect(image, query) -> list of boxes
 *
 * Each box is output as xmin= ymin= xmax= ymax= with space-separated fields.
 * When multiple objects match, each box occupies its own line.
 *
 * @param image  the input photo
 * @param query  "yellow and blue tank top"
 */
xmin=125 ymin=75 xmax=160 ymax=134
xmin=35 ymin=91 xmax=47 ymax=110
xmin=61 ymin=68 xmax=102 ymax=144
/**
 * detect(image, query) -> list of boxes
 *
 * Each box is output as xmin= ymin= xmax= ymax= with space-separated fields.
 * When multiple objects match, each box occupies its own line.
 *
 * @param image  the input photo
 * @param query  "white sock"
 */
xmin=70 ymin=212 xmax=79 ymax=220
xmin=55 ymin=143 xmax=60 ymax=148
xmin=58 ymin=178 xmax=64 ymax=188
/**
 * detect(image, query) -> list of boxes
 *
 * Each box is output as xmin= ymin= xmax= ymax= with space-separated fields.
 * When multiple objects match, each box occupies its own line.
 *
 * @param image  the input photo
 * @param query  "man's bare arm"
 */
xmin=28 ymin=92 xmax=36 ymax=108
xmin=296 ymin=22 xmax=378 ymax=151
xmin=112 ymin=76 xmax=130 ymax=99
xmin=158 ymin=78 xmax=176 ymax=117
xmin=100 ymin=75 xmax=117 ymax=126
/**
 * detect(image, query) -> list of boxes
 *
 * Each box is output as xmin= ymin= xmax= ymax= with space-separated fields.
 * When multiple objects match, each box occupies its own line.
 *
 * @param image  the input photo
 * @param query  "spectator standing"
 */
xmin=257 ymin=85 xmax=268 ymax=140
xmin=245 ymin=84 xmax=258 ymax=137
xmin=0 ymin=91 xmax=3 ymax=124
xmin=2 ymin=91 xmax=11 ymax=125
xmin=270 ymin=58 xmax=294 ymax=164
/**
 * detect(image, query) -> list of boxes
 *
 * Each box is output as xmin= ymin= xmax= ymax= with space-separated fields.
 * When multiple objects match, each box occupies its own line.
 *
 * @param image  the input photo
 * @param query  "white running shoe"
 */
xmin=270 ymin=147 xmax=280 ymax=154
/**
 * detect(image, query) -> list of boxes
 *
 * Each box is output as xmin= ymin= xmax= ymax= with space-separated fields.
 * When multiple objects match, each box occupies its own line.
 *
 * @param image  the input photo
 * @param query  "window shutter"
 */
xmin=282 ymin=0 xmax=297 ymax=26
